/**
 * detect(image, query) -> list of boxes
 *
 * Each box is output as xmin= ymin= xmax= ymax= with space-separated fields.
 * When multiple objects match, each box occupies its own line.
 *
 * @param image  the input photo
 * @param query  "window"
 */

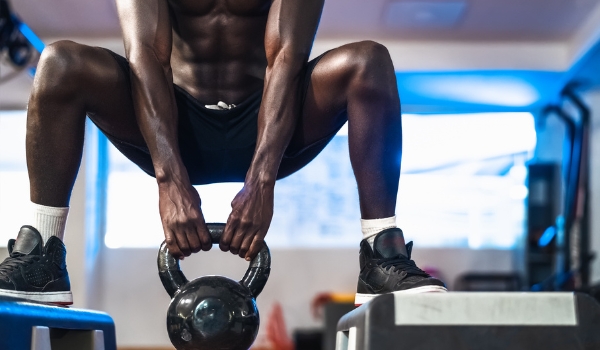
xmin=0 ymin=111 xmax=534 ymax=249
xmin=0 ymin=110 xmax=29 ymax=246
xmin=0 ymin=112 xmax=104 ymax=248
xmin=104 ymin=112 xmax=536 ymax=249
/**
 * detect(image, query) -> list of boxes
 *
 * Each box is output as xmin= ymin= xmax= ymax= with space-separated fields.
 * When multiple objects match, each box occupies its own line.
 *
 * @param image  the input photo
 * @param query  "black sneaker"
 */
xmin=355 ymin=228 xmax=446 ymax=305
xmin=0 ymin=226 xmax=72 ymax=305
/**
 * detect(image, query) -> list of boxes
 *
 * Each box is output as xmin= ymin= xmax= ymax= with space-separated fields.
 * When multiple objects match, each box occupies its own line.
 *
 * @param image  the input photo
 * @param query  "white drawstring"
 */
xmin=205 ymin=101 xmax=237 ymax=110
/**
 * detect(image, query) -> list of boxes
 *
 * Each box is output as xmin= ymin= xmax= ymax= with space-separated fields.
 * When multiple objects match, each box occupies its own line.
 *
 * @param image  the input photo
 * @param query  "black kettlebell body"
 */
xmin=166 ymin=276 xmax=259 ymax=350
xmin=158 ymin=223 xmax=271 ymax=350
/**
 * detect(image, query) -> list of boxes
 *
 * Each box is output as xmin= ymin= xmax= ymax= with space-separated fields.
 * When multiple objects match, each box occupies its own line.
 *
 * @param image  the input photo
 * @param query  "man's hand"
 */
xmin=221 ymin=180 xmax=274 ymax=260
xmin=218 ymin=0 xmax=325 ymax=261
xmin=159 ymin=180 xmax=212 ymax=258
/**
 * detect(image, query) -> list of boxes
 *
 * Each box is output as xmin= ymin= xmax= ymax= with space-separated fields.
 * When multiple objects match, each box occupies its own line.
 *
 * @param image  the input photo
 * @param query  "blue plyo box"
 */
xmin=0 ymin=296 xmax=116 ymax=350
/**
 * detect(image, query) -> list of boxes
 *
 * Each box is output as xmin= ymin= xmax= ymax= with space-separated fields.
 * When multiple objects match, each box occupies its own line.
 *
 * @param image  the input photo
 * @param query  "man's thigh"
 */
xmin=77 ymin=47 xmax=145 ymax=148
xmin=70 ymin=47 xmax=157 ymax=178
xmin=278 ymin=45 xmax=359 ymax=179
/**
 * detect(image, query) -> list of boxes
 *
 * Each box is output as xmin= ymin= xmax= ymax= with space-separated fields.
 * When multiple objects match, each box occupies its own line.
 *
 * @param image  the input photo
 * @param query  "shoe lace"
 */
xmin=377 ymin=254 xmax=430 ymax=277
xmin=0 ymin=254 xmax=41 ymax=280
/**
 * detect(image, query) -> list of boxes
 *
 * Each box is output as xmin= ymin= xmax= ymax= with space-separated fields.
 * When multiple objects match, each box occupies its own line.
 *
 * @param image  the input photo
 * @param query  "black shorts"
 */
xmin=101 ymin=49 xmax=336 ymax=185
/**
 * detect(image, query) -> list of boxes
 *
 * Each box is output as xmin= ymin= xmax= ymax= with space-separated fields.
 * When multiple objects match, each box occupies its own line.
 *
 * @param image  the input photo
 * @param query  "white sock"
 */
xmin=31 ymin=202 xmax=69 ymax=243
xmin=361 ymin=216 xmax=397 ymax=247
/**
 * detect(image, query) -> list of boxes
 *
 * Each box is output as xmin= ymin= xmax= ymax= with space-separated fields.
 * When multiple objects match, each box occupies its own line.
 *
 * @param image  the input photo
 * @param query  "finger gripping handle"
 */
xmin=157 ymin=223 xmax=271 ymax=298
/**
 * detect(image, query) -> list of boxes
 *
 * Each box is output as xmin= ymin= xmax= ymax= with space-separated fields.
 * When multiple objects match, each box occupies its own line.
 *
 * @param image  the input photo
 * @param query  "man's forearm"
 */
xmin=247 ymin=56 xmax=305 ymax=184
xmin=129 ymin=48 xmax=187 ymax=183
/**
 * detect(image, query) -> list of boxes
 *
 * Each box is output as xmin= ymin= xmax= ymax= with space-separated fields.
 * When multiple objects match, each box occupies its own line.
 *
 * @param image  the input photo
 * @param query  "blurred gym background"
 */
xmin=1 ymin=0 xmax=600 ymax=349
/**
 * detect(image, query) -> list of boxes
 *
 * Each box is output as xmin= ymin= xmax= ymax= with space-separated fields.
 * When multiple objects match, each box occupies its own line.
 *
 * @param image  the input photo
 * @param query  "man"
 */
xmin=0 ymin=0 xmax=446 ymax=306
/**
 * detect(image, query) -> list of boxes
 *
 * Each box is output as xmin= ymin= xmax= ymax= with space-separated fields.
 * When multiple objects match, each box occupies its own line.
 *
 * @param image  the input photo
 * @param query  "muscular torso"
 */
xmin=168 ymin=0 xmax=271 ymax=104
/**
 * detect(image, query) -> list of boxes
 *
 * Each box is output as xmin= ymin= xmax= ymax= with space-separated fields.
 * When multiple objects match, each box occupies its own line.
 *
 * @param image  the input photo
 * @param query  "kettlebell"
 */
xmin=157 ymin=223 xmax=271 ymax=350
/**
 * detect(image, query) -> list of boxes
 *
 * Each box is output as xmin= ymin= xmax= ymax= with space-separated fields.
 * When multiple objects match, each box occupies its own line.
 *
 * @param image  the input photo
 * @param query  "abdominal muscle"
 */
xmin=167 ymin=0 xmax=271 ymax=105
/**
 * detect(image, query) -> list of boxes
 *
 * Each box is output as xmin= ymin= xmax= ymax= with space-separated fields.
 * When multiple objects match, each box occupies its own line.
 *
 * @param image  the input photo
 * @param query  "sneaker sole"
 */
xmin=0 ymin=289 xmax=73 ymax=306
xmin=355 ymin=285 xmax=448 ymax=306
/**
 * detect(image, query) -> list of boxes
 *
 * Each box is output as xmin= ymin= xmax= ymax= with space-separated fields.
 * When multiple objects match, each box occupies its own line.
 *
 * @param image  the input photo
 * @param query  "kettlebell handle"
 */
xmin=157 ymin=223 xmax=271 ymax=299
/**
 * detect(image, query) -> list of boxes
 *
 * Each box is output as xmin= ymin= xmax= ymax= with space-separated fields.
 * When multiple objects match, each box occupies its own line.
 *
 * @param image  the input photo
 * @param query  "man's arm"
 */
xmin=116 ymin=0 xmax=211 ymax=257
xmin=221 ymin=0 xmax=324 ymax=259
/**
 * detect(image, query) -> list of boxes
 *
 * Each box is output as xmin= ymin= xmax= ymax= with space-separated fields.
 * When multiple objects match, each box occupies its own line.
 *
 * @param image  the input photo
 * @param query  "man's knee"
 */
xmin=342 ymin=41 xmax=397 ymax=98
xmin=35 ymin=41 xmax=90 ymax=92
xmin=345 ymin=41 xmax=392 ymax=73
xmin=352 ymin=40 xmax=391 ymax=64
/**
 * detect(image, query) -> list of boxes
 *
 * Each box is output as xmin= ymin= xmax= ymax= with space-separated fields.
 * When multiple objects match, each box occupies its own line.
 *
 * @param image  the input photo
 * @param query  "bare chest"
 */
xmin=167 ymin=0 xmax=271 ymax=16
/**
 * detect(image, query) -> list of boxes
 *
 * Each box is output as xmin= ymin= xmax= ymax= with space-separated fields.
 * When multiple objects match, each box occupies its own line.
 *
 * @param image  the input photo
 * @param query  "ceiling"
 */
xmin=2 ymin=0 xmax=600 ymax=111
xmin=9 ymin=0 xmax=600 ymax=41
xmin=321 ymin=0 xmax=600 ymax=41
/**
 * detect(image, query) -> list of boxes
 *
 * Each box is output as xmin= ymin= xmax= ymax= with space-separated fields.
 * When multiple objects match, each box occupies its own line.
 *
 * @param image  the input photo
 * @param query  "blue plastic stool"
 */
xmin=0 ymin=296 xmax=116 ymax=350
